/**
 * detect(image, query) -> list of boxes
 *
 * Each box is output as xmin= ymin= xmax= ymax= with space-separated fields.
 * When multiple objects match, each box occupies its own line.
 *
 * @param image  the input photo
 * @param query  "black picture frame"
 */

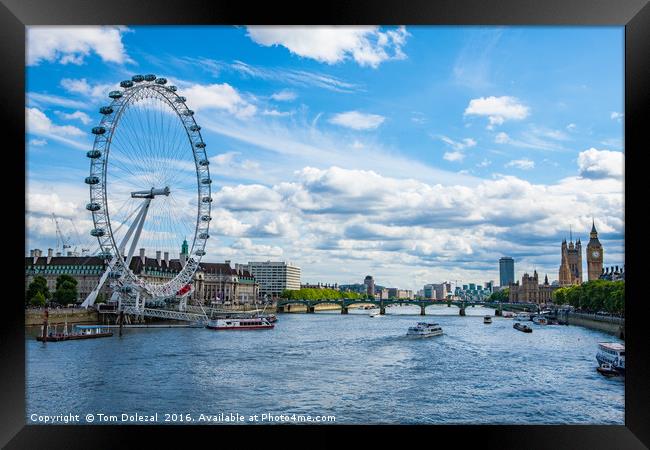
xmin=2 ymin=0 xmax=648 ymax=447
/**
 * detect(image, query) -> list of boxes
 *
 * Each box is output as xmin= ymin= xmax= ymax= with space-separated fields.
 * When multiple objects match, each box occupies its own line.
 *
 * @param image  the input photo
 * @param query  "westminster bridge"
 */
xmin=276 ymin=299 xmax=539 ymax=316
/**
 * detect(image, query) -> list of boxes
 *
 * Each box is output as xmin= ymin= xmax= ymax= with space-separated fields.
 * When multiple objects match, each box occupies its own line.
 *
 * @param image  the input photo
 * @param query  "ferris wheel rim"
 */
xmin=85 ymin=75 xmax=211 ymax=298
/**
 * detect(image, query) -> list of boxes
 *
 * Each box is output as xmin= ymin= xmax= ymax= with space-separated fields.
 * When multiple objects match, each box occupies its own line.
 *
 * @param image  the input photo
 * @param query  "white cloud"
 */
xmin=27 ymin=92 xmax=89 ymax=110
xmin=610 ymin=112 xmax=624 ymax=122
xmin=270 ymin=89 xmax=297 ymax=101
xmin=477 ymin=159 xmax=492 ymax=168
xmin=55 ymin=110 xmax=92 ymax=125
xmin=180 ymin=83 xmax=257 ymax=119
xmin=440 ymin=135 xmax=477 ymax=151
xmin=60 ymin=78 xmax=116 ymax=102
xmin=443 ymin=151 xmax=465 ymax=162
xmin=29 ymin=139 xmax=48 ymax=147
xmin=246 ymin=26 xmax=409 ymax=68
xmin=577 ymin=148 xmax=624 ymax=179
xmin=329 ymin=111 xmax=385 ymax=130
xmin=262 ymin=109 xmax=293 ymax=117
xmin=566 ymin=123 xmax=577 ymax=131
xmin=464 ymin=96 xmax=530 ymax=129
xmin=27 ymin=26 xmax=131 ymax=66
xmin=26 ymin=107 xmax=88 ymax=150
xmin=495 ymin=132 xmax=510 ymax=144
xmin=505 ymin=159 xmax=535 ymax=170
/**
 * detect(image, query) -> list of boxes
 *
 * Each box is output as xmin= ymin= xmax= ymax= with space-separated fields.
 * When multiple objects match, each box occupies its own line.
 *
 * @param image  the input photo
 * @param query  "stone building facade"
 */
xmin=509 ymin=270 xmax=556 ymax=304
xmin=559 ymin=237 xmax=582 ymax=286
xmin=26 ymin=245 xmax=259 ymax=305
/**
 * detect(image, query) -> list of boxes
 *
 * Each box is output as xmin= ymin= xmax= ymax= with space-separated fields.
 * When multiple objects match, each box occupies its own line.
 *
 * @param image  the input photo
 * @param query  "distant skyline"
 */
xmin=26 ymin=26 xmax=624 ymax=290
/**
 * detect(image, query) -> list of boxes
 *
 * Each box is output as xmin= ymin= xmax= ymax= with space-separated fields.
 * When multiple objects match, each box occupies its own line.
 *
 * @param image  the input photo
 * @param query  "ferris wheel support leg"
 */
xmin=125 ymin=198 xmax=152 ymax=269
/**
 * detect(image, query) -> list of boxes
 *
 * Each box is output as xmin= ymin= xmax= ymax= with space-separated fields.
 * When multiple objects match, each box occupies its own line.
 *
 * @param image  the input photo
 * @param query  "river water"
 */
xmin=26 ymin=305 xmax=624 ymax=424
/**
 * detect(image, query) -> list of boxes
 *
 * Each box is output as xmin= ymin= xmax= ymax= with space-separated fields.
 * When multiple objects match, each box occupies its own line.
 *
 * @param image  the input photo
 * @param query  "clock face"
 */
xmin=592 ymin=251 xmax=600 ymax=258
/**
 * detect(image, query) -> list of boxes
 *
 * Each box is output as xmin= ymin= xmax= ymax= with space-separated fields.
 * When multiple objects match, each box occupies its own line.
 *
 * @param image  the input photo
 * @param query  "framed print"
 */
xmin=2 ymin=0 xmax=649 ymax=447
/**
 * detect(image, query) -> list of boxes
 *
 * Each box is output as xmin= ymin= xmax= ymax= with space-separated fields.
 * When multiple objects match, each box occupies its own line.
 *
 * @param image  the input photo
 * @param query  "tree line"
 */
xmin=280 ymin=288 xmax=369 ymax=300
xmin=25 ymin=275 xmax=84 ymax=307
xmin=552 ymin=280 xmax=624 ymax=314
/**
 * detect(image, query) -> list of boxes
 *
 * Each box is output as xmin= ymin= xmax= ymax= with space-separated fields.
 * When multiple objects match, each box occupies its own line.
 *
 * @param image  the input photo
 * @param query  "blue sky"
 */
xmin=25 ymin=26 xmax=625 ymax=291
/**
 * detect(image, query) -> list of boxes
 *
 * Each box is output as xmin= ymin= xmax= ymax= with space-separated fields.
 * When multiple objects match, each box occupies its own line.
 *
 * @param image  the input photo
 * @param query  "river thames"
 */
xmin=26 ymin=305 xmax=624 ymax=424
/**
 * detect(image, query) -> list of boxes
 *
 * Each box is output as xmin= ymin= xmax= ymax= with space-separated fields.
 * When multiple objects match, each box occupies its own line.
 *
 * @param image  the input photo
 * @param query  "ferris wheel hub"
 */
xmin=131 ymin=186 xmax=171 ymax=198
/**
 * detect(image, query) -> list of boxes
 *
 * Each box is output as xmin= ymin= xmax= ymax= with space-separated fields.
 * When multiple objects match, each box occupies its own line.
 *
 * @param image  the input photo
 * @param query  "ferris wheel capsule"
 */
xmin=144 ymin=74 xmax=157 ymax=81
xmin=155 ymin=77 xmax=167 ymax=85
xmin=131 ymin=75 xmax=145 ymax=83
xmin=120 ymin=80 xmax=134 ymax=88
xmin=108 ymin=91 xmax=123 ymax=99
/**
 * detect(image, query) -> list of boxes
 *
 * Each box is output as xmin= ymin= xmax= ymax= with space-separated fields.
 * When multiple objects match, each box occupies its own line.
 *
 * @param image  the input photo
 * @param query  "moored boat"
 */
xmin=369 ymin=310 xmax=381 ymax=318
xmin=513 ymin=322 xmax=532 ymax=333
xmin=36 ymin=324 xmax=113 ymax=342
xmin=483 ymin=315 xmax=492 ymax=324
xmin=596 ymin=342 xmax=625 ymax=374
xmin=406 ymin=322 xmax=443 ymax=338
xmin=532 ymin=315 xmax=548 ymax=325
xmin=206 ymin=317 xmax=274 ymax=330
xmin=502 ymin=311 xmax=515 ymax=318
xmin=514 ymin=312 xmax=532 ymax=321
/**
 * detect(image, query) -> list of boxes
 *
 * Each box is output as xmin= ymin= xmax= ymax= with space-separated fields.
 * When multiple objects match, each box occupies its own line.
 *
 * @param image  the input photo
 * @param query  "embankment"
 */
xmin=25 ymin=308 xmax=99 ymax=327
xmin=564 ymin=312 xmax=625 ymax=339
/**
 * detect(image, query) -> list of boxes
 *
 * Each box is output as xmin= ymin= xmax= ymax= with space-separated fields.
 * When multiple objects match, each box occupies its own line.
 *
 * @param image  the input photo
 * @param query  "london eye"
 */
xmin=81 ymin=74 xmax=211 ymax=308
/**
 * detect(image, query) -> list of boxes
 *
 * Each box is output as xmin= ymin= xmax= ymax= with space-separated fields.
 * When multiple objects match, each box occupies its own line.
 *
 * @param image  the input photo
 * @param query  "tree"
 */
xmin=30 ymin=291 xmax=46 ymax=307
xmin=53 ymin=275 xmax=78 ymax=305
xmin=25 ymin=276 xmax=50 ymax=306
xmin=488 ymin=288 xmax=508 ymax=302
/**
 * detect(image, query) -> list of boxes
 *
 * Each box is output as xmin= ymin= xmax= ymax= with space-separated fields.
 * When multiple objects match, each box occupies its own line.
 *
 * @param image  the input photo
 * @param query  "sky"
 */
xmin=25 ymin=25 xmax=625 ymax=291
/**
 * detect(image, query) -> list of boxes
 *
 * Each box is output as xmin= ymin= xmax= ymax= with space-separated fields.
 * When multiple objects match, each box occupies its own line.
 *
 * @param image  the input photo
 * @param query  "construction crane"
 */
xmin=68 ymin=218 xmax=90 ymax=255
xmin=51 ymin=213 xmax=74 ymax=256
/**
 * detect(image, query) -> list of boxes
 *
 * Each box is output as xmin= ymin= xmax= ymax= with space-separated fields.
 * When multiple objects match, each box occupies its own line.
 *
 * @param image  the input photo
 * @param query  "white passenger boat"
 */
xmin=206 ymin=317 xmax=274 ymax=331
xmin=502 ymin=311 xmax=515 ymax=318
xmin=406 ymin=322 xmax=443 ymax=338
xmin=596 ymin=342 xmax=625 ymax=375
xmin=369 ymin=310 xmax=381 ymax=318
xmin=483 ymin=315 xmax=492 ymax=324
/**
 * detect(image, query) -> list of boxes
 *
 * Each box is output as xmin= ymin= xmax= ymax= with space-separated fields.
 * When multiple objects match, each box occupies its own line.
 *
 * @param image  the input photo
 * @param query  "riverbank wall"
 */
xmin=25 ymin=308 xmax=99 ymax=327
xmin=563 ymin=312 xmax=625 ymax=339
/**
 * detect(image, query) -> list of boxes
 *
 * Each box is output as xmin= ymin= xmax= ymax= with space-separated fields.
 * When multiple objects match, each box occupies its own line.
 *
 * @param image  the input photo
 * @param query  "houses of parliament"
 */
xmin=509 ymin=220 xmax=608 ymax=303
xmin=559 ymin=220 xmax=604 ymax=286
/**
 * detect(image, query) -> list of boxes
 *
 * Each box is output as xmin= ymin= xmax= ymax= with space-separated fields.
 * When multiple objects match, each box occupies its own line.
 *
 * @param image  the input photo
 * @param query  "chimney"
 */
xmin=140 ymin=248 xmax=146 ymax=264
xmin=164 ymin=251 xmax=169 ymax=267
xmin=30 ymin=249 xmax=34 ymax=257
xmin=47 ymin=248 xmax=53 ymax=264
xmin=156 ymin=251 xmax=162 ymax=266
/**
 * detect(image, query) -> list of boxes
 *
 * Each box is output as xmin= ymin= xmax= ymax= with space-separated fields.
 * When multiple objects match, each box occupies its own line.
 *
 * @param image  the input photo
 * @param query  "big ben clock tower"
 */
xmin=586 ymin=219 xmax=604 ymax=281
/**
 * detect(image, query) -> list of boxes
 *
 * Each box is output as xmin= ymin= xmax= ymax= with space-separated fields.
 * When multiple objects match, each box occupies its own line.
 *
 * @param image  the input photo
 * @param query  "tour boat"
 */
xmin=206 ymin=317 xmax=274 ymax=331
xmin=406 ymin=322 xmax=443 ymax=338
xmin=513 ymin=322 xmax=532 ymax=333
xmin=532 ymin=315 xmax=548 ymax=325
xmin=369 ymin=310 xmax=381 ymax=318
xmin=502 ymin=311 xmax=515 ymax=318
xmin=36 ymin=324 xmax=113 ymax=342
xmin=596 ymin=342 xmax=625 ymax=375
xmin=483 ymin=315 xmax=492 ymax=324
